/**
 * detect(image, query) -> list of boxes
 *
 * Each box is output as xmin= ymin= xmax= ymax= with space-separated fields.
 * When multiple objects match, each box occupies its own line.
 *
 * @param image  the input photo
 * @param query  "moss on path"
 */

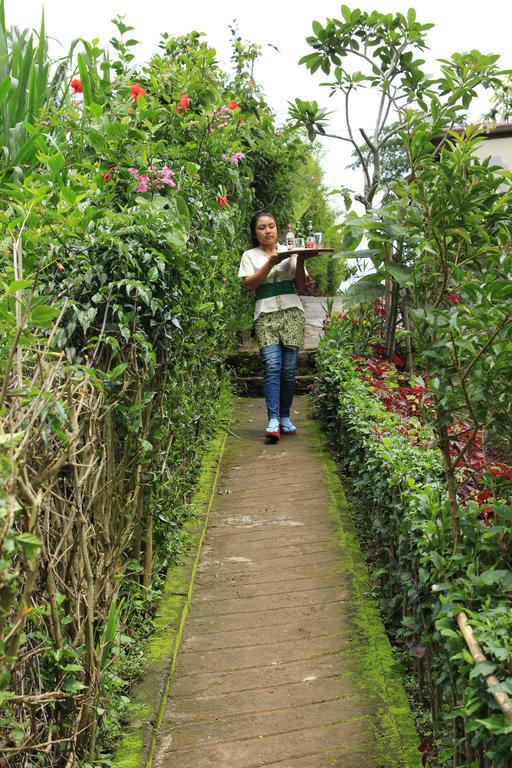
xmin=115 ymin=397 xmax=421 ymax=768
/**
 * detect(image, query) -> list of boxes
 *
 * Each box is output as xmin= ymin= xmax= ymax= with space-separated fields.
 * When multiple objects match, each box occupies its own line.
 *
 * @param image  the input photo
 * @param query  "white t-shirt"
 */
xmin=238 ymin=245 xmax=306 ymax=321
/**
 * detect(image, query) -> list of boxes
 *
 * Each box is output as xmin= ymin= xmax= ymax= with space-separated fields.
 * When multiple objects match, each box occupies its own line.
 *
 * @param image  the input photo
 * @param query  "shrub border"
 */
xmin=112 ymin=417 xmax=230 ymax=768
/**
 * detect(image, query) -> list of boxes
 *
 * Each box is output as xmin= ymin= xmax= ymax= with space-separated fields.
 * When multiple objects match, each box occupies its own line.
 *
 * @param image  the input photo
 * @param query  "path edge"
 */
xmin=308 ymin=408 xmax=422 ymax=767
xmin=112 ymin=411 xmax=230 ymax=768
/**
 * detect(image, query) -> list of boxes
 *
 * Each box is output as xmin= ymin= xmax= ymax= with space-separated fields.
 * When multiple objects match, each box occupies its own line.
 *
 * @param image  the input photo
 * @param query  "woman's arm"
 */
xmin=243 ymin=251 xmax=291 ymax=292
xmin=293 ymin=255 xmax=306 ymax=293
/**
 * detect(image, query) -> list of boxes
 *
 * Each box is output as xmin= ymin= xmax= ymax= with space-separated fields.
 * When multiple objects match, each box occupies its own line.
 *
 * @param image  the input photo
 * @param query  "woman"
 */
xmin=238 ymin=211 xmax=307 ymax=440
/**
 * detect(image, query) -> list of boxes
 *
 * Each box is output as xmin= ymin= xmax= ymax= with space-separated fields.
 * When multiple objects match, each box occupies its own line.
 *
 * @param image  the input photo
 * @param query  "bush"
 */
xmin=315 ymin=318 xmax=512 ymax=767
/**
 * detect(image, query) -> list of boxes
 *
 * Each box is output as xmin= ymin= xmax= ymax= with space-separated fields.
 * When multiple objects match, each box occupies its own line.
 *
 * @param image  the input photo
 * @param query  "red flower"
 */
xmin=489 ymin=462 xmax=512 ymax=480
xmin=217 ymin=195 xmax=229 ymax=208
xmin=102 ymin=167 xmax=114 ymax=183
xmin=129 ymin=83 xmax=147 ymax=102
xmin=57 ymin=263 xmax=65 ymax=272
xmin=177 ymin=93 xmax=190 ymax=114
xmin=418 ymin=740 xmax=434 ymax=766
xmin=70 ymin=79 xmax=83 ymax=93
xmin=229 ymin=101 xmax=239 ymax=110
xmin=476 ymin=489 xmax=491 ymax=504
xmin=478 ymin=508 xmax=495 ymax=527
xmin=447 ymin=292 xmax=460 ymax=304
xmin=372 ymin=298 xmax=386 ymax=317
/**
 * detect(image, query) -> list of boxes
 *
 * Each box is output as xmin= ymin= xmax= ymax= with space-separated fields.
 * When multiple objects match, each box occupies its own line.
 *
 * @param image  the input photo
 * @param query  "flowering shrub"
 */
xmin=0 ymin=15 xmax=343 ymax=766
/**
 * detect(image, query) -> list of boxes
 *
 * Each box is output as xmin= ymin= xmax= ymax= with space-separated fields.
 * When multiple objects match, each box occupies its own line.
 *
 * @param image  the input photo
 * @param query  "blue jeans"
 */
xmin=260 ymin=344 xmax=298 ymax=420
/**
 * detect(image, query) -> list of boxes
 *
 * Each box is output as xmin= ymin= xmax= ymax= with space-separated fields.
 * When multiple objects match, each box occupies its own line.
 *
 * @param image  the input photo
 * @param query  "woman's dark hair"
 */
xmin=249 ymin=211 xmax=277 ymax=247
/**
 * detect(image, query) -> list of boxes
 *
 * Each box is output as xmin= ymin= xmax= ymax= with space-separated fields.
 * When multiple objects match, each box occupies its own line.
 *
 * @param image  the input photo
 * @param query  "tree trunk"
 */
xmin=437 ymin=419 xmax=461 ymax=550
xmin=400 ymin=293 xmax=415 ymax=375
xmin=143 ymin=502 xmax=153 ymax=588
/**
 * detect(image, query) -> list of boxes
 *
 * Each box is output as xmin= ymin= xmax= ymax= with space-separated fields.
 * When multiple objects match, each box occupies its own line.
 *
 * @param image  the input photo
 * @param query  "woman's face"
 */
xmin=255 ymin=215 xmax=278 ymax=247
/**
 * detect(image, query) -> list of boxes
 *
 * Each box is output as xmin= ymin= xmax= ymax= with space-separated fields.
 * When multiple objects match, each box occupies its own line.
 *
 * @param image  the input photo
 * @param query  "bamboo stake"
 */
xmin=13 ymin=234 xmax=23 ymax=388
xmin=457 ymin=611 xmax=512 ymax=725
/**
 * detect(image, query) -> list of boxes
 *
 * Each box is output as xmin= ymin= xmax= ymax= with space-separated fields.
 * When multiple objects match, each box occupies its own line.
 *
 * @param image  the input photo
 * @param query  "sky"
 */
xmin=7 ymin=1 xmax=512 ymax=195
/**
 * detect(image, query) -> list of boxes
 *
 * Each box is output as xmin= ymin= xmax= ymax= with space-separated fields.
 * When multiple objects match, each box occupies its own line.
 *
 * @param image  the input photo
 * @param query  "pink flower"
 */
xmin=135 ymin=175 xmax=149 ymax=193
xmin=217 ymin=195 xmax=229 ymax=208
xmin=222 ymin=151 xmax=245 ymax=165
xmin=161 ymin=166 xmax=176 ymax=187
xmin=128 ymin=165 xmax=177 ymax=193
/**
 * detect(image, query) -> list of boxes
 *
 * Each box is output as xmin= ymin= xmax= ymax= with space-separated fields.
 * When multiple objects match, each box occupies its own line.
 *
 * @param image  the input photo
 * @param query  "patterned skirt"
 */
xmin=254 ymin=307 xmax=305 ymax=350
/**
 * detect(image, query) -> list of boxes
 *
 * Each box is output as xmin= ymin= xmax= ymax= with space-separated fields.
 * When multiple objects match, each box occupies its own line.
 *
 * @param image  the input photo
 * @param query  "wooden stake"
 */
xmin=457 ymin=611 xmax=512 ymax=725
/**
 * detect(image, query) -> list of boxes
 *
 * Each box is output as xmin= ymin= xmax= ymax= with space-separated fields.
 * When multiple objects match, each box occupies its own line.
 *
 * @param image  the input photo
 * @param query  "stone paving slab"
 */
xmin=152 ymin=397 xmax=420 ymax=768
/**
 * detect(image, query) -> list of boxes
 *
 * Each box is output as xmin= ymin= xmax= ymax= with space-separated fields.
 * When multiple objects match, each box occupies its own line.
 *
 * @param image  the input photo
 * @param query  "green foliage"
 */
xmin=315 ymin=331 xmax=512 ymax=766
xmin=0 ymin=13 xmax=341 ymax=767
xmin=483 ymin=77 xmax=512 ymax=123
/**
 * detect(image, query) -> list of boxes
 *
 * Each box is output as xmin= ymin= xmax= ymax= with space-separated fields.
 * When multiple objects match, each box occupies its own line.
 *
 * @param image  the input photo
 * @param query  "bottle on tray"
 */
xmin=306 ymin=221 xmax=316 ymax=249
xmin=286 ymin=223 xmax=295 ymax=250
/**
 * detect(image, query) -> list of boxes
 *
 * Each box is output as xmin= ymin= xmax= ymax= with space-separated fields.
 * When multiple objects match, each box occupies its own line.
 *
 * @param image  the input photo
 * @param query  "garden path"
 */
xmin=152 ymin=397 xmax=420 ymax=768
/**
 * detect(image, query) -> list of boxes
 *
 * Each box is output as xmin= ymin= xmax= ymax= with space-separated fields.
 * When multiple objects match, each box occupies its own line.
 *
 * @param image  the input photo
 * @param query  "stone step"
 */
xmin=231 ymin=374 xmax=316 ymax=397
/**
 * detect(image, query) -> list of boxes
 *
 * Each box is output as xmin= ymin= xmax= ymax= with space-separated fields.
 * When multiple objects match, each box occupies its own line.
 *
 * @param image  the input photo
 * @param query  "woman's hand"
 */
xmin=244 ymin=250 xmax=289 ymax=292
xmin=268 ymin=251 xmax=290 ymax=266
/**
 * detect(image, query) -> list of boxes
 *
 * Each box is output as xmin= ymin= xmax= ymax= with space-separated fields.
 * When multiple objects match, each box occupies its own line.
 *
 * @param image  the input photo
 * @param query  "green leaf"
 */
xmin=385 ymin=262 xmax=413 ymax=286
xmin=16 ymin=532 xmax=42 ymax=557
xmin=7 ymin=279 xmax=32 ymax=292
xmin=47 ymin=152 xmax=65 ymax=175
xmin=61 ymin=186 xmax=77 ymax=206
xmin=0 ymin=74 xmax=10 ymax=104
xmin=0 ymin=691 xmax=13 ymax=706
xmin=469 ymin=660 xmax=496 ymax=679
xmin=108 ymin=363 xmax=128 ymax=380
xmin=341 ymin=5 xmax=351 ymax=22
xmin=175 ymin=194 xmax=190 ymax=221
xmin=312 ymin=20 xmax=324 ymax=37
xmin=474 ymin=714 xmax=512 ymax=734
xmin=77 ymin=52 xmax=93 ymax=105
xmin=342 ymin=278 xmax=385 ymax=307
xmin=29 ymin=303 xmax=60 ymax=328
xmin=0 ymin=430 xmax=25 ymax=447
xmin=88 ymin=130 xmax=106 ymax=152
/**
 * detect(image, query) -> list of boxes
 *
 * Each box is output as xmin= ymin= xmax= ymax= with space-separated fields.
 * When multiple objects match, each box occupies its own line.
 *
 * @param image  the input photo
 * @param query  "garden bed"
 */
xmin=315 ymin=318 xmax=512 ymax=767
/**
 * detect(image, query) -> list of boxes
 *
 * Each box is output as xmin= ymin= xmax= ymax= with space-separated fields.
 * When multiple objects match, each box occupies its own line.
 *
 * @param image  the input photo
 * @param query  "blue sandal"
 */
xmin=280 ymin=420 xmax=297 ymax=435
